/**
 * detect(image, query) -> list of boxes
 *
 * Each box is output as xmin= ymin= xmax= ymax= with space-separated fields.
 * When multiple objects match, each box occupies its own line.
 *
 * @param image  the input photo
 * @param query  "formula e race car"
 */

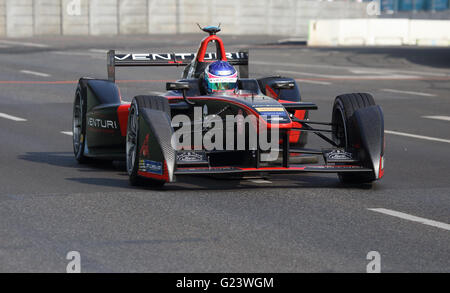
xmin=72 ymin=25 xmax=385 ymax=187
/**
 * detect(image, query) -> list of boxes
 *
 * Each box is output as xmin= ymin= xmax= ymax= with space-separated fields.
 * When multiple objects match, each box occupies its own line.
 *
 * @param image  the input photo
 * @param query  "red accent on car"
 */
xmin=278 ymin=99 xmax=306 ymax=144
xmin=140 ymin=134 xmax=150 ymax=157
xmin=263 ymin=85 xmax=306 ymax=144
xmin=378 ymin=156 xmax=384 ymax=179
xmin=265 ymin=85 xmax=278 ymax=99
xmin=196 ymin=34 xmax=227 ymax=62
xmin=117 ymin=104 xmax=131 ymax=137
xmin=292 ymin=110 xmax=306 ymax=143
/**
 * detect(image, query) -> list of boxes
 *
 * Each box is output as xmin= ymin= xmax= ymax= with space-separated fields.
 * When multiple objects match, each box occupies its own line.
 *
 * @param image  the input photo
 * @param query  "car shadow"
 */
xmin=19 ymin=151 xmax=374 ymax=191
xmin=18 ymin=151 xmax=123 ymax=171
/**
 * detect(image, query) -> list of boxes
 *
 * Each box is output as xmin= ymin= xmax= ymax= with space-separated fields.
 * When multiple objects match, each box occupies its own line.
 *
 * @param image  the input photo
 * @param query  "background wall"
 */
xmin=0 ymin=0 xmax=5 ymax=37
xmin=0 ymin=0 xmax=370 ymax=38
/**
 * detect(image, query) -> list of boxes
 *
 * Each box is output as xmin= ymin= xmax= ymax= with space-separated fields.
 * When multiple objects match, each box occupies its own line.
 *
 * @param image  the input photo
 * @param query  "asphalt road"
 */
xmin=0 ymin=35 xmax=449 ymax=273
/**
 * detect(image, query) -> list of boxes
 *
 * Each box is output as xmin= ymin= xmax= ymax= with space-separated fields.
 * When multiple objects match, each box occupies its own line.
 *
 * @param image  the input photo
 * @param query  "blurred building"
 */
xmin=369 ymin=0 xmax=450 ymax=18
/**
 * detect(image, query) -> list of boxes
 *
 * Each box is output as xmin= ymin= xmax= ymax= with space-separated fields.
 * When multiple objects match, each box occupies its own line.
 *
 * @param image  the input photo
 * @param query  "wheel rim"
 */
xmin=73 ymin=93 xmax=82 ymax=155
xmin=126 ymin=105 xmax=138 ymax=174
xmin=333 ymin=108 xmax=348 ymax=149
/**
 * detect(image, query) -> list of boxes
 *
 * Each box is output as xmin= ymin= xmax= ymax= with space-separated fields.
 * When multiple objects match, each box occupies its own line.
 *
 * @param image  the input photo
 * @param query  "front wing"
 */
xmin=174 ymin=165 xmax=373 ymax=175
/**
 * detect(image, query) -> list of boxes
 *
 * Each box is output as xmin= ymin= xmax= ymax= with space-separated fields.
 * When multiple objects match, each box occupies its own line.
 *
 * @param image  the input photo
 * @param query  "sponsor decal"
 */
xmin=207 ymin=71 xmax=237 ymax=83
xmin=114 ymin=52 xmax=246 ymax=62
xmin=178 ymin=166 xmax=235 ymax=172
xmin=88 ymin=118 xmax=118 ymax=129
xmin=139 ymin=159 xmax=163 ymax=175
xmin=326 ymin=149 xmax=353 ymax=161
xmin=308 ymin=165 xmax=360 ymax=169
xmin=255 ymin=107 xmax=289 ymax=123
xmin=255 ymin=107 xmax=285 ymax=112
xmin=176 ymin=151 xmax=207 ymax=163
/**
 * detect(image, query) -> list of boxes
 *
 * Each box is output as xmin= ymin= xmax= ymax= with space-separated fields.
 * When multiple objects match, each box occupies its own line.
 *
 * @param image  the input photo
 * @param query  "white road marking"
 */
xmin=368 ymin=208 xmax=450 ymax=231
xmin=295 ymin=79 xmax=331 ymax=85
xmin=385 ymin=130 xmax=450 ymax=144
xmin=0 ymin=113 xmax=27 ymax=122
xmin=276 ymin=69 xmax=341 ymax=78
xmin=20 ymin=70 xmax=51 ymax=78
xmin=381 ymin=88 xmax=436 ymax=97
xmin=51 ymin=50 xmax=105 ymax=60
xmin=0 ymin=40 xmax=49 ymax=48
xmin=61 ymin=131 xmax=73 ymax=136
xmin=250 ymin=179 xmax=272 ymax=184
xmin=422 ymin=115 xmax=450 ymax=122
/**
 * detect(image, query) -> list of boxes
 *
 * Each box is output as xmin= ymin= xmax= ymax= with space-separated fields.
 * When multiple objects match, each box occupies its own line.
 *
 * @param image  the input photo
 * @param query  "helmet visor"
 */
xmin=209 ymin=81 xmax=237 ymax=91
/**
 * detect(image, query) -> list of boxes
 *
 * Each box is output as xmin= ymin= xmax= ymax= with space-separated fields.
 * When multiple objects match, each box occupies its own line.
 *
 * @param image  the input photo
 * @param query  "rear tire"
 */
xmin=331 ymin=93 xmax=376 ymax=184
xmin=126 ymin=96 xmax=170 ymax=187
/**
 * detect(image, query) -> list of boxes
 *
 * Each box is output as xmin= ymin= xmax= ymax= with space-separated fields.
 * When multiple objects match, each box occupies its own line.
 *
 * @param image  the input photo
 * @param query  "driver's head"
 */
xmin=203 ymin=61 xmax=238 ymax=94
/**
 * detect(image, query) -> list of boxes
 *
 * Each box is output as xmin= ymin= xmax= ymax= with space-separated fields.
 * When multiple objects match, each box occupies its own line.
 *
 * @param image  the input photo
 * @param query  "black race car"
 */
xmin=72 ymin=26 xmax=385 ymax=187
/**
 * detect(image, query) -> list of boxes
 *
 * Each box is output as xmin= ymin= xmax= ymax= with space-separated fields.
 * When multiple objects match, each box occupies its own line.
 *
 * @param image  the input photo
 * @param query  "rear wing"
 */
xmin=107 ymin=49 xmax=249 ymax=82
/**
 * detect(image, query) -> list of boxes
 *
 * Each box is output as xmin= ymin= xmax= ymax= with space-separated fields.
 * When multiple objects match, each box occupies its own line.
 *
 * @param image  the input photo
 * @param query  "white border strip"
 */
xmin=422 ymin=115 xmax=450 ymax=122
xmin=0 ymin=40 xmax=49 ymax=48
xmin=295 ymin=79 xmax=331 ymax=85
xmin=61 ymin=131 xmax=73 ymax=136
xmin=381 ymin=88 xmax=436 ymax=97
xmin=368 ymin=208 xmax=450 ymax=231
xmin=385 ymin=130 xmax=450 ymax=144
xmin=0 ymin=113 xmax=27 ymax=122
xmin=20 ymin=70 xmax=51 ymax=77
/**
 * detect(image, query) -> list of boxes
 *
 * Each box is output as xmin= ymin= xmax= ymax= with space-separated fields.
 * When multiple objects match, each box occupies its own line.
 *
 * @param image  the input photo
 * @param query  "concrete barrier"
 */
xmin=34 ymin=0 xmax=61 ymax=35
xmin=62 ymin=0 xmax=89 ymax=35
xmin=367 ymin=19 xmax=409 ymax=46
xmin=0 ymin=0 xmax=370 ymax=38
xmin=89 ymin=0 xmax=118 ymax=35
xmin=6 ymin=0 xmax=33 ymax=37
xmin=148 ymin=0 xmax=177 ymax=34
xmin=409 ymin=20 xmax=450 ymax=46
xmin=119 ymin=0 xmax=148 ymax=34
xmin=309 ymin=18 xmax=450 ymax=47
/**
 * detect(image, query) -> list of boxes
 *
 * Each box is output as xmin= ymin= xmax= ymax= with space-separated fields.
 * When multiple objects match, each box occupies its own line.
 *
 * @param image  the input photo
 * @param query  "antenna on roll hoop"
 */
xmin=197 ymin=23 xmax=221 ymax=35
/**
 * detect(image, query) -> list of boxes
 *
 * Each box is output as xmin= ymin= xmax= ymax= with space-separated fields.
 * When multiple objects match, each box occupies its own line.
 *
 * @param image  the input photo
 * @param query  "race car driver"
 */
xmin=203 ymin=60 xmax=238 ymax=95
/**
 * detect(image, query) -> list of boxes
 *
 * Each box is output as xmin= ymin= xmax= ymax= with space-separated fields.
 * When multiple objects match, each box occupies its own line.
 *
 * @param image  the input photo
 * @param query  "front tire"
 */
xmin=331 ymin=93 xmax=376 ymax=184
xmin=126 ymin=96 xmax=169 ymax=187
